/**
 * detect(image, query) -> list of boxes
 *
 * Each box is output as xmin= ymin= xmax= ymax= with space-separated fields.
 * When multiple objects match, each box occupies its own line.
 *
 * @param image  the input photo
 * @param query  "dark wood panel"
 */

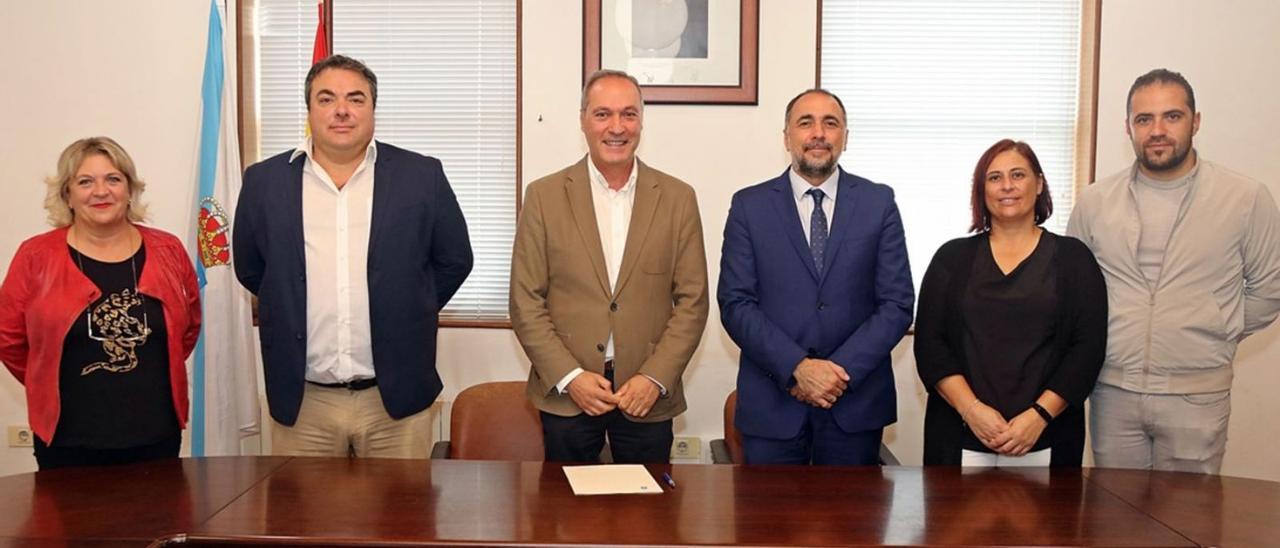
xmin=194 ymin=460 xmax=1194 ymax=546
xmin=1086 ymin=467 xmax=1280 ymax=548
xmin=0 ymin=539 xmax=148 ymax=548
xmin=0 ymin=457 xmax=290 ymax=544
xmin=6 ymin=457 xmax=1278 ymax=546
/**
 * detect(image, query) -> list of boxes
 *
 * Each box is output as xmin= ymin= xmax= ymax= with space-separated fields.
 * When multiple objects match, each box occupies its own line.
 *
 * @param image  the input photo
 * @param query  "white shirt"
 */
xmin=789 ymin=167 xmax=840 ymax=242
xmin=554 ymin=156 xmax=640 ymax=393
xmin=290 ymin=138 xmax=378 ymax=383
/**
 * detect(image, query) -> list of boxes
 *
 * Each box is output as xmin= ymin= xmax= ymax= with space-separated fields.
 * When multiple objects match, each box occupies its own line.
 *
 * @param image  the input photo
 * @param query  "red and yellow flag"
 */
xmin=312 ymin=0 xmax=329 ymax=64
xmin=305 ymin=0 xmax=329 ymax=137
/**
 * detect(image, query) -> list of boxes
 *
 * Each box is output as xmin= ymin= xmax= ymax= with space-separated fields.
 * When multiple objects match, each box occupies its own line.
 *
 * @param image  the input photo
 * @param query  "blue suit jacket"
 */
xmin=233 ymin=142 xmax=473 ymax=426
xmin=718 ymin=168 xmax=914 ymax=439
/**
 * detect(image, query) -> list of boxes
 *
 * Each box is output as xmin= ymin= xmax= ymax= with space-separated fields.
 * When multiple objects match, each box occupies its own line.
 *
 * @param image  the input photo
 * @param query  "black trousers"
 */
xmin=541 ymin=410 xmax=673 ymax=463
xmin=34 ymin=432 xmax=181 ymax=471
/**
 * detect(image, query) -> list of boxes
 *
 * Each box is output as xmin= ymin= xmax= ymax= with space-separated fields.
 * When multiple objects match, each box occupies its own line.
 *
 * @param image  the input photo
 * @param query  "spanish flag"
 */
xmin=305 ymin=0 xmax=329 ymax=137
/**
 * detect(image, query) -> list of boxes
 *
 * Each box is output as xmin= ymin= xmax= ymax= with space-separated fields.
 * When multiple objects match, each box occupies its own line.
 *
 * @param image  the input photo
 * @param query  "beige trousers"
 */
xmin=272 ymin=383 xmax=432 ymax=458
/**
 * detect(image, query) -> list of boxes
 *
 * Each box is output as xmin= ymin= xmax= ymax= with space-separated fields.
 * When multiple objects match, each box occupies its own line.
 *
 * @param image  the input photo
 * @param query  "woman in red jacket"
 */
xmin=0 ymin=137 xmax=200 ymax=470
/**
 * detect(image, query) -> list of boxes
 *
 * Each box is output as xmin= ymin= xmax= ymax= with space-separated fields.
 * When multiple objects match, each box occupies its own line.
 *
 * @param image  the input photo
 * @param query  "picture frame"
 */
xmin=583 ymin=0 xmax=759 ymax=105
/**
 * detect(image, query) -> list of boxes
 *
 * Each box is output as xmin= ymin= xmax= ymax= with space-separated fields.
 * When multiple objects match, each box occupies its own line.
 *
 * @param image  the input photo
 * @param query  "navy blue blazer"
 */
xmin=233 ymin=142 xmax=473 ymax=426
xmin=718 ymin=168 xmax=914 ymax=439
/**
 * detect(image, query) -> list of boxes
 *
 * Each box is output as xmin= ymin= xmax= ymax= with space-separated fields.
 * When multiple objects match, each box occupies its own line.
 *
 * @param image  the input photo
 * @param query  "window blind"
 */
xmin=821 ymin=0 xmax=1083 ymax=291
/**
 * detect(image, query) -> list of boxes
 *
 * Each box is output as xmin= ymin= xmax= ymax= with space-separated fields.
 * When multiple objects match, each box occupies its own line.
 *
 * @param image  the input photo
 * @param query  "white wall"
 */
xmin=1 ymin=0 xmax=1277 ymax=482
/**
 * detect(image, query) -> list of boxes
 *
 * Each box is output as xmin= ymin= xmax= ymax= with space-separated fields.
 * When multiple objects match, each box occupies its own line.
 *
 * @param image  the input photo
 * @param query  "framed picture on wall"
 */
xmin=583 ymin=0 xmax=759 ymax=105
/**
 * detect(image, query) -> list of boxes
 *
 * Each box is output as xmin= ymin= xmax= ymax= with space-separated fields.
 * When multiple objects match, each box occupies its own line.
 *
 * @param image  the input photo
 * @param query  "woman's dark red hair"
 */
xmin=970 ymin=139 xmax=1053 ymax=233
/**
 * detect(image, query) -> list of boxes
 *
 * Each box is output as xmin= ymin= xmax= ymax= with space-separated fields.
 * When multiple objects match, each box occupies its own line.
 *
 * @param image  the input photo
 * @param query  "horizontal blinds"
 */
xmin=821 ymin=0 xmax=1082 ymax=291
xmin=256 ymin=0 xmax=312 ymax=157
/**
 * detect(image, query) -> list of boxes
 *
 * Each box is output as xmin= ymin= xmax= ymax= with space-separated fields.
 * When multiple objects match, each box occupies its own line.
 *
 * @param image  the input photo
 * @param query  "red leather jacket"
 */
xmin=0 ymin=225 xmax=200 ymax=444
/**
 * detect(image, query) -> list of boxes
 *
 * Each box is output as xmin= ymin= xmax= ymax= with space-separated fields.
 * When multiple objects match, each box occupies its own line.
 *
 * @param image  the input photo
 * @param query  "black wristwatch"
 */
xmin=1030 ymin=403 xmax=1054 ymax=424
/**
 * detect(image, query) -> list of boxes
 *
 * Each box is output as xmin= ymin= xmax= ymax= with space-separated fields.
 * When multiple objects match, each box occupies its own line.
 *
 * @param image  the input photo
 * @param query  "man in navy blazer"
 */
xmin=718 ymin=89 xmax=914 ymax=464
xmin=234 ymin=55 xmax=472 ymax=458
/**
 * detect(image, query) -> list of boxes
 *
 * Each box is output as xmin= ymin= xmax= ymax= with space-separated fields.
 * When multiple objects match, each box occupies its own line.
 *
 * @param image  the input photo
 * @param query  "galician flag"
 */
xmin=190 ymin=0 xmax=261 ymax=456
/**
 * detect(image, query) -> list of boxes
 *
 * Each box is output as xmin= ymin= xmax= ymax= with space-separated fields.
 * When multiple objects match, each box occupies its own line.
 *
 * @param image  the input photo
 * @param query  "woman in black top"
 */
xmin=914 ymin=139 xmax=1106 ymax=467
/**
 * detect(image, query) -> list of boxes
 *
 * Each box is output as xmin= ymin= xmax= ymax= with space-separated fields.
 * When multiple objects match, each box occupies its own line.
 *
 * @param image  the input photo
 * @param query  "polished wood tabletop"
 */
xmin=0 ymin=457 xmax=1275 ymax=547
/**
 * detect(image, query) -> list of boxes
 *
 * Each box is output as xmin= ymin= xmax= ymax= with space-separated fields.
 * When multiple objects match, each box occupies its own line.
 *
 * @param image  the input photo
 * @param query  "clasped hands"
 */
xmin=788 ymin=358 xmax=850 ymax=409
xmin=964 ymin=401 xmax=1048 ymax=457
xmin=566 ymin=371 xmax=661 ymax=418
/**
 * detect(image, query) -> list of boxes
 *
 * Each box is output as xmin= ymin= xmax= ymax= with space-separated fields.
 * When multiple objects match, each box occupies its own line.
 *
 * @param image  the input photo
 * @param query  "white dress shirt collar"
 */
xmin=789 ymin=167 xmax=840 ymax=243
xmin=289 ymin=137 xmax=379 ymax=169
xmin=788 ymin=166 xmax=840 ymax=203
xmin=586 ymin=155 xmax=639 ymax=194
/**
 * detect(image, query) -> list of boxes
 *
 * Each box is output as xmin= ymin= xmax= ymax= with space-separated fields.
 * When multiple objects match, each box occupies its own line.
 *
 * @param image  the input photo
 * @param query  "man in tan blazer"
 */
xmin=510 ymin=70 xmax=708 ymax=463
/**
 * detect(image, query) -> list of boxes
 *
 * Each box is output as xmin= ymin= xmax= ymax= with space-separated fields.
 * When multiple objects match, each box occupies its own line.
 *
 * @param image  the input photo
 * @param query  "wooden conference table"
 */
xmin=0 ymin=457 xmax=1275 ymax=547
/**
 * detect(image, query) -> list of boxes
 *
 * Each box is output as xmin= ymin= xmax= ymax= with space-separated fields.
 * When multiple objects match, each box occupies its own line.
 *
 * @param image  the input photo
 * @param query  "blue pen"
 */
xmin=662 ymin=472 xmax=676 ymax=489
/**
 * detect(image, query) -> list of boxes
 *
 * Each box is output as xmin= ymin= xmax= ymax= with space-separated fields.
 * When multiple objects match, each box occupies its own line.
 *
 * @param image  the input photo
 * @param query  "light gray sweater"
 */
xmin=1067 ymin=157 xmax=1280 ymax=394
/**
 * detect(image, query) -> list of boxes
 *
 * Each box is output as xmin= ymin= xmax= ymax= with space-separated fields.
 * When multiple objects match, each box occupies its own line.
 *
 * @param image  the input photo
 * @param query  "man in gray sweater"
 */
xmin=1068 ymin=68 xmax=1280 ymax=474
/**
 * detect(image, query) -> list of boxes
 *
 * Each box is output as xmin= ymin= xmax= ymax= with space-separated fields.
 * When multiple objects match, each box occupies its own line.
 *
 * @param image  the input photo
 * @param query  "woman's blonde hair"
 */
xmin=43 ymin=136 xmax=148 ymax=227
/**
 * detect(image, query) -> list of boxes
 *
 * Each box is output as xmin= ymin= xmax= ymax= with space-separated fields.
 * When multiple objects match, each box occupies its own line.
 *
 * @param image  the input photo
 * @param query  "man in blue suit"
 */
xmin=234 ymin=55 xmax=473 ymax=458
xmin=718 ymin=89 xmax=914 ymax=465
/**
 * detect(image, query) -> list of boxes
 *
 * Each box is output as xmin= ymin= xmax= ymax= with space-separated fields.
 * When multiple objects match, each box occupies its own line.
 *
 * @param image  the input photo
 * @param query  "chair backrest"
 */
xmin=723 ymin=390 xmax=745 ymax=464
xmin=448 ymin=381 xmax=544 ymax=461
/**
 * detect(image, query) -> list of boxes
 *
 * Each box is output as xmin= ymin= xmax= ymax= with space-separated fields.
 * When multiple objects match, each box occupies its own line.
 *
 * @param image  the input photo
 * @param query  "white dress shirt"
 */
xmin=290 ymin=138 xmax=378 ymax=384
xmin=554 ymin=156 xmax=638 ymax=393
xmin=789 ymin=167 xmax=840 ymax=242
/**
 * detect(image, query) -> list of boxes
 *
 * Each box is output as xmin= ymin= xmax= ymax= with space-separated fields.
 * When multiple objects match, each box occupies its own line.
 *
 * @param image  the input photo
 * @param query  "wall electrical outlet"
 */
xmin=670 ymin=436 xmax=701 ymax=460
xmin=8 ymin=426 xmax=33 ymax=448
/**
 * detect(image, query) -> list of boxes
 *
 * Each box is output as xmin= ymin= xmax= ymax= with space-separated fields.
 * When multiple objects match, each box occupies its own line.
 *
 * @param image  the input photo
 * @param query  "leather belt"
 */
xmin=603 ymin=359 xmax=615 ymax=387
xmin=308 ymin=378 xmax=378 ymax=391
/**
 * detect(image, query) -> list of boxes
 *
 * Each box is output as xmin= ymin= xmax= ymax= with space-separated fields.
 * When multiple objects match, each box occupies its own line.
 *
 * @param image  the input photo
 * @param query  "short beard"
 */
xmin=797 ymin=156 xmax=837 ymax=180
xmin=1138 ymin=140 xmax=1193 ymax=174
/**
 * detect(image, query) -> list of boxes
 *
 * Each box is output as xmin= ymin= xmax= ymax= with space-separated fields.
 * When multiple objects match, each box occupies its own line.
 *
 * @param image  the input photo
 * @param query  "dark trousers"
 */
xmin=34 ymin=433 xmax=181 ymax=471
xmin=742 ymin=406 xmax=883 ymax=465
xmin=541 ymin=410 xmax=673 ymax=464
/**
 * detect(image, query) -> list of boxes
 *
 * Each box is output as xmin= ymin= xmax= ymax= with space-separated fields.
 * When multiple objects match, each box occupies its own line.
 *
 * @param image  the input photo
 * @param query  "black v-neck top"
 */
xmin=915 ymin=231 xmax=1108 ymax=465
xmin=959 ymin=234 xmax=1059 ymax=451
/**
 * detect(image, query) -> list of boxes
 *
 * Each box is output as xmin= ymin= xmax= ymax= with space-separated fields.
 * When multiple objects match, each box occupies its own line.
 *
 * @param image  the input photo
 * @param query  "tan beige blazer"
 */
xmin=510 ymin=157 xmax=709 ymax=421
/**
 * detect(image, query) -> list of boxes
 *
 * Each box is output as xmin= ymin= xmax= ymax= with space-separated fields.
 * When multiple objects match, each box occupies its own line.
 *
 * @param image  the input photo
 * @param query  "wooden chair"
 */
xmin=709 ymin=391 xmax=744 ymax=464
xmin=710 ymin=390 xmax=900 ymax=465
xmin=430 ymin=381 xmax=544 ymax=461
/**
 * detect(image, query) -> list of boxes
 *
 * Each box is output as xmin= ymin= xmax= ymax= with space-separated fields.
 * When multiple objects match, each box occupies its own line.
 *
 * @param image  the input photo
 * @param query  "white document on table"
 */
xmin=563 ymin=464 xmax=663 ymax=495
